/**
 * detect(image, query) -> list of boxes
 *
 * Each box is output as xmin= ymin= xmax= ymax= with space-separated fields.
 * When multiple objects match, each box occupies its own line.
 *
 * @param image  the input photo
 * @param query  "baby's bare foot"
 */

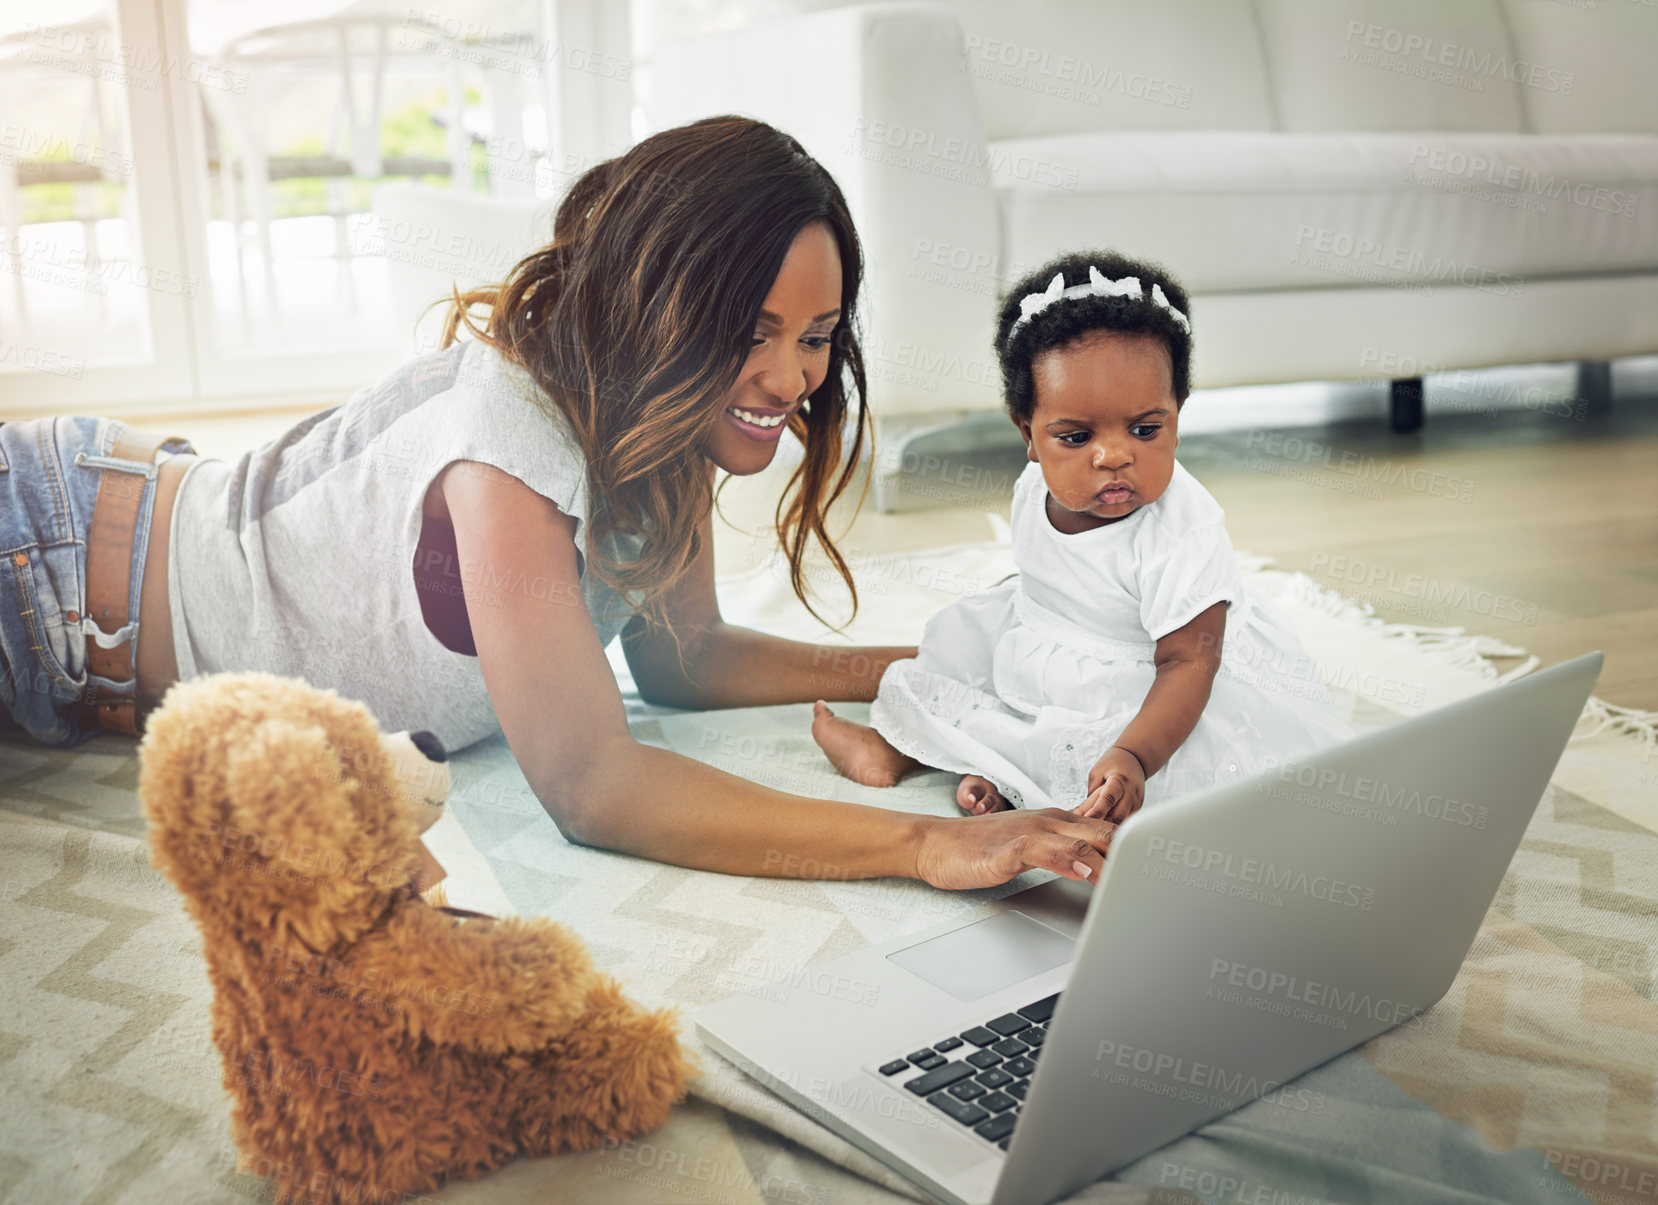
xmin=956 ymin=774 xmax=1010 ymax=816
xmin=811 ymin=700 xmax=918 ymax=788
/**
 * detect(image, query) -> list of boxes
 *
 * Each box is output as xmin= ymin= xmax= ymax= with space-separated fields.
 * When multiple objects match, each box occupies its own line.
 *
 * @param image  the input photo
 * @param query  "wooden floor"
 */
xmin=713 ymin=394 xmax=1658 ymax=712
xmin=1189 ymin=402 xmax=1658 ymax=712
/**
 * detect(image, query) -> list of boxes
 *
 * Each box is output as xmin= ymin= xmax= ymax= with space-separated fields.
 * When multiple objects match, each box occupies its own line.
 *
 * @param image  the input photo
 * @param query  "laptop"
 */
xmin=697 ymin=652 xmax=1603 ymax=1205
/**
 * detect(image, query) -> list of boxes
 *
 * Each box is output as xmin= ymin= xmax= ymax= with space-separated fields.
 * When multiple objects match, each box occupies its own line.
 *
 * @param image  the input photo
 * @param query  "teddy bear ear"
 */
xmin=223 ymin=718 xmax=348 ymax=874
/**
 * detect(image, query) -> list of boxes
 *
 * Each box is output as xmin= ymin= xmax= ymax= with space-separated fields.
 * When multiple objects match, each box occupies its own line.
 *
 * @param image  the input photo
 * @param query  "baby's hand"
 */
xmin=1074 ymin=747 xmax=1146 ymax=823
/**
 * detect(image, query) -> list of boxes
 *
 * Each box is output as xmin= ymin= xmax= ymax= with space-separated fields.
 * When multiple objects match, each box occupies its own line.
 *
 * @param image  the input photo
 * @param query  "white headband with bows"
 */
xmin=1006 ymin=265 xmax=1190 ymax=344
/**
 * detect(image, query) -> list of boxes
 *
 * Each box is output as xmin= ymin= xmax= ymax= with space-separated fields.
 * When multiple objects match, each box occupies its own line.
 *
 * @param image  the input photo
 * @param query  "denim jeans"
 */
xmin=0 ymin=417 xmax=194 ymax=746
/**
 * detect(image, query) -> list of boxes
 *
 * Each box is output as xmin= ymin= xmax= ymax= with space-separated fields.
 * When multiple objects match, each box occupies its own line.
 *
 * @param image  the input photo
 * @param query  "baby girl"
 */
xmin=811 ymin=249 xmax=1353 ymax=823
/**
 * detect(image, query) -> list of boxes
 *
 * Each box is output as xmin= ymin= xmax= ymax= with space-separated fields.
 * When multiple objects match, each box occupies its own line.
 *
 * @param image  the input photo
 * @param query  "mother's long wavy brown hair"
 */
xmin=439 ymin=115 xmax=872 ymax=659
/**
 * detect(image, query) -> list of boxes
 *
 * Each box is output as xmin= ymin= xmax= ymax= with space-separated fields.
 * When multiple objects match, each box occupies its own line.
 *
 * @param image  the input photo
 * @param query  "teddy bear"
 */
xmin=138 ymin=671 xmax=695 ymax=1205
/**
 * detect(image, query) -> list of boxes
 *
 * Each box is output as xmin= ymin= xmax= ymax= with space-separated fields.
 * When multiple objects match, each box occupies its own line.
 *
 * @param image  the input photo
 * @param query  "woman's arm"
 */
xmin=441 ymin=461 xmax=1115 ymax=887
xmin=620 ymin=505 xmax=916 ymax=708
xmin=628 ymin=619 xmax=917 ymax=708
xmin=1079 ymin=601 xmax=1228 ymax=821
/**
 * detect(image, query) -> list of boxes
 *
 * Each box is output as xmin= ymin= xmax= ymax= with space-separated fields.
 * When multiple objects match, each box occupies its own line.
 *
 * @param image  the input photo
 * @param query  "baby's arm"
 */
xmin=1078 ymin=602 xmax=1227 ymax=821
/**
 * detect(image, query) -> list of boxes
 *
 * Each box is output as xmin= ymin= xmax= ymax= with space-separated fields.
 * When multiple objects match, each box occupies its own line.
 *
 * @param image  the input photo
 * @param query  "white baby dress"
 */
xmin=868 ymin=458 xmax=1355 ymax=811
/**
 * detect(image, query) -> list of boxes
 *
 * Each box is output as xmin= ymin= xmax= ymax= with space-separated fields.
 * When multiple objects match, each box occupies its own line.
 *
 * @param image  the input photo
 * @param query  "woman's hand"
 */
xmin=912 ymin=809 xmax=1117 ymax=890
xmin=1075 ymin=746 xmax=1147 ymax=823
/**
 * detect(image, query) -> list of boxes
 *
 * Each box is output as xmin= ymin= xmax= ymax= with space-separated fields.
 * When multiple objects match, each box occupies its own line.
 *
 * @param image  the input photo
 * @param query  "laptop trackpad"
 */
xmin=886 ymin=911 xmax=1076 ymax=1003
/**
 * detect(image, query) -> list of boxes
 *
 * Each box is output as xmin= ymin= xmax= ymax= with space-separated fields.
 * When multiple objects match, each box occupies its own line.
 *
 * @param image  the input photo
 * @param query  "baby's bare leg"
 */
xmin=811 ymin=701 xmax=920 ymax=788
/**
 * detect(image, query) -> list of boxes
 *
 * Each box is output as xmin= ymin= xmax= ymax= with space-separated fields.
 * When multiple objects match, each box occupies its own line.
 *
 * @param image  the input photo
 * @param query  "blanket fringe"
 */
xmin=1253 ymin=557 xmax=1641 ymax=748
xmin=1574 ymin=696 xmax=1658 ymax=750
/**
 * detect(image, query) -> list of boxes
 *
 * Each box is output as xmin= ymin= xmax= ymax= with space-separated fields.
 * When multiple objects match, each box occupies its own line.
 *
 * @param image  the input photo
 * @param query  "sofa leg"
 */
xmin=869 ymin=410 xmax=1023 ymax=514
xmin=1389 ymin=378 xmax=1425 ymax=432
xmin=1574 ymin=360 xmax=1613 ymax=418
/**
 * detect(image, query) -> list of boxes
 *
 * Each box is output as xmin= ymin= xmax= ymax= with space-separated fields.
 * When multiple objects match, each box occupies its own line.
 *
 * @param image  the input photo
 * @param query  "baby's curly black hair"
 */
xmin=994 ymin=249 xmax=1193 ymax=425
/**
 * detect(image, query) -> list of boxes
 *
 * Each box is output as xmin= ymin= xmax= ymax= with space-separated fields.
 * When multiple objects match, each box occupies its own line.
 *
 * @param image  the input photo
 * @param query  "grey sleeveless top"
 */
xmin=166 ymin=339 xmax=646 ymax=752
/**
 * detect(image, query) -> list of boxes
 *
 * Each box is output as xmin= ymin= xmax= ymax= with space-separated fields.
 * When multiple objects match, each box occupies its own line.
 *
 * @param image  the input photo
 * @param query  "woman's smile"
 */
xmin=724 ymin=403 xmax=797 ymax=442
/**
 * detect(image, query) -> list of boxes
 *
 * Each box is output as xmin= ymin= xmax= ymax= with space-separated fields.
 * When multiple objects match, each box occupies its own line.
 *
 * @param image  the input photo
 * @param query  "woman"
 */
xmin=0 ymin=116 xmax=1115 ymax=890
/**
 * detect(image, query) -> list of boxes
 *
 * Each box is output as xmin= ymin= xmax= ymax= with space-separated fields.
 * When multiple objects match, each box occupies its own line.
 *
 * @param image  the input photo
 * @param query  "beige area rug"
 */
xmin=1 ymin=533 xmax=1655 ymax=1205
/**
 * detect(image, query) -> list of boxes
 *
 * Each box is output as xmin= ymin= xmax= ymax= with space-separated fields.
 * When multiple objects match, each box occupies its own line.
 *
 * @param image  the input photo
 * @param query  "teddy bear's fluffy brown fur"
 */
xmin=139 ymin=671 xmax=695 ymax=1204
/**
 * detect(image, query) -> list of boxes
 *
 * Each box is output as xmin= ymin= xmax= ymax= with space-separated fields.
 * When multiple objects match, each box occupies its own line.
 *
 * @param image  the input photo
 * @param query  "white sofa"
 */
xmin=645 ymin=0 xmax=1658 ymax=508
xmin=369 ymin=182 xmax=555 ymax=359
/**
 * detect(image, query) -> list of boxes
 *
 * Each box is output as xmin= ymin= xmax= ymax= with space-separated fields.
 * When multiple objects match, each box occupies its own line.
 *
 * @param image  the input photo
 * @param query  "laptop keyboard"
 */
xmin=874 ymin=992 xmax=1059 ymax=1151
